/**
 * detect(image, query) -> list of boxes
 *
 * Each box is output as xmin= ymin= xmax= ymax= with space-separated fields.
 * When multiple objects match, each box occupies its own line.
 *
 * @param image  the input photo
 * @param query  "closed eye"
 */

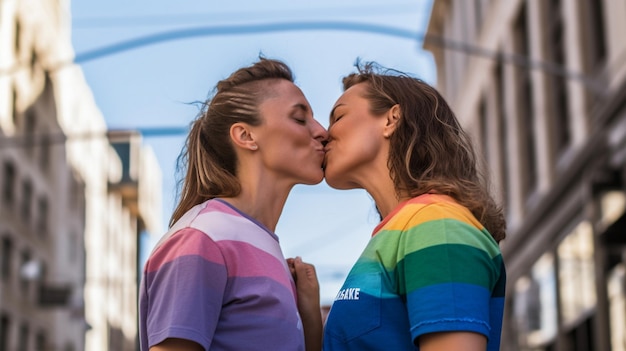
xmin=330 ymin=115 xmax=344 ymax=126
xmin=329 ymin=103 xmax=345 ymax=126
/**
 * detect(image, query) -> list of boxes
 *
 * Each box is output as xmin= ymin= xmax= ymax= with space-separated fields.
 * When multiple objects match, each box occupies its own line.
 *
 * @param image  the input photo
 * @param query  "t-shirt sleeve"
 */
xmin=143 ymin=227 xmax=227 ymax=350
xmin=397 ymin=205 xmax=503 ymax=344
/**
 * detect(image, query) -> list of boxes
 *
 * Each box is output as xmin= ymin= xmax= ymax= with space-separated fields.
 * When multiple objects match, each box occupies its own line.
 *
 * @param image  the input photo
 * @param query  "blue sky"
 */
xmin=70 ymin=0 xmax=436 ymax=304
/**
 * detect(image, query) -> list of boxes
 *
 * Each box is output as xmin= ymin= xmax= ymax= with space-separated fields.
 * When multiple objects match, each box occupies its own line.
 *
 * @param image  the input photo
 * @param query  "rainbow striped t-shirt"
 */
xmin=323 ymin=194 xmax=506 ymax=351
xmin=139 ymin=199 xmax=304 ymax=351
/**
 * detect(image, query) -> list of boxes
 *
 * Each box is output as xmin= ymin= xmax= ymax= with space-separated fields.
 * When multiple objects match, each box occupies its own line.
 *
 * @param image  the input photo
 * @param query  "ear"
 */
xmin=383 ymin=104 xmax=401 ymax=138
xmin=230 ymin=123 xmax=258 ymax=151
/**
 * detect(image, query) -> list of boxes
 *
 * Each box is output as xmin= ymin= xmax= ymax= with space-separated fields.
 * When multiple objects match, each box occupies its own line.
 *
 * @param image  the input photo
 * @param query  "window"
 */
xmin=30 ymin=49 xmax=37 ymax=76
xmin=108 ymin=325 xmax=124 ymax=351
xmin=71 ymin=175 xmax=85 ymax=210
xmin=35 ymin=330 xmax=46 ymax=351
xmin=21 ymin=179 xmax=32 ymax=222
xmin=39 ymin=133 xmax=50 ymax=170
xmin=23 ymin=109 xmax=36 ymax=157
xmin=474 ymin=0 xmax=483 ymax=31
xmin=14 ymin=20 xmax=21 ymax=54
xmin=584 ymin=0 xmax=606 ymax=70
xmin=479 ymin=98 xmax=489 ymax=166
xmin=563 ymin=316 xmax=594 ymax=351
xmin=514 ymin=253 xmax=558 ymax=348
xmin=0 ymin=314 xmax=9 ymax=351
xmin=608 ymin=265 xmax=626 ymax=351
xmin=513 ymin=4 xmax=537 ymax=196
xmin=3 ymin=162 xmax=16 ymax=206
xmin=20 ymin=250 xmax=31 ymax=292
xmin=12 ymin=88 xmax=18 ymax=126
xmin=23 ymin=109 xmax=35 ymax=137
xmin=495 ymin=63 xmax=510 ymax=213
xmin=547 ymin=0 xmax=571 ymax=156
xmin=1 ymin=236 xmax=12 ymax=281
xmin=37 ymin=197 xmax=48 ymax=237
xmin=558 ymin=221 xmax=596 ymax=325
xmin=69 ymin=231 xmax=78 ymax=262
xmin=18 ymin=323 xmax=28 ymax=351
xmin=39 ymin=74 xmax=52 ymax=171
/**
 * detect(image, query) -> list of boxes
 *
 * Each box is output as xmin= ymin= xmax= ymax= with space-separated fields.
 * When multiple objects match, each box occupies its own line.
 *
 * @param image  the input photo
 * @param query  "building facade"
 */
xmin=0 ymin=0 xmax=162 ymax=350
xmin=424 ymin=1 xmax=626 ymax=350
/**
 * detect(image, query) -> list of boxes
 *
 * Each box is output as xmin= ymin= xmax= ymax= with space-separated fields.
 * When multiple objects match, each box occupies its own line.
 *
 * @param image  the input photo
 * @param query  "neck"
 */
xmin=221 ymin=170 xmax=293 ymax=233
xmin=368 ymin=185 xmax=406 ymax=219
xmin=351 ymin=164 xmax=405 ymax=219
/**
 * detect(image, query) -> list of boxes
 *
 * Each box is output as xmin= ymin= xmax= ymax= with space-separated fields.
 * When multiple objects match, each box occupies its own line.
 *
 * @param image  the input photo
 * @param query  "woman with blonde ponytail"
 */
xmin=139 ymin=58 xmax=326 ymax=351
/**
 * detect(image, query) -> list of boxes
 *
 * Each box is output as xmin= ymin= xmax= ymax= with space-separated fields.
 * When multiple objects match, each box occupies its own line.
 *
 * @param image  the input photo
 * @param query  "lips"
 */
xmin=319 ymin=141 xmax=331 ymax=170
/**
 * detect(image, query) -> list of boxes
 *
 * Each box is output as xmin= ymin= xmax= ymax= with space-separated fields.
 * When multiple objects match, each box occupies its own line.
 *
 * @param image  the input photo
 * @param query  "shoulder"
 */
xmin=146 ymin=227 xmax=222 ymax=270
xmin=388 ymin=194 xmax=478 ymax=230
xmin=390 ymin=194 xmax=501 ymax=254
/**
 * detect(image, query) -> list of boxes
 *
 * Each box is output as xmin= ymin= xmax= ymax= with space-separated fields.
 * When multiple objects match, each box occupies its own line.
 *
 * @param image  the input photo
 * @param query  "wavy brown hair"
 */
xmin=342 ymin=62 xmax=506 ymax=242
xmin=170 ymin=58 xmax=294 ymax=227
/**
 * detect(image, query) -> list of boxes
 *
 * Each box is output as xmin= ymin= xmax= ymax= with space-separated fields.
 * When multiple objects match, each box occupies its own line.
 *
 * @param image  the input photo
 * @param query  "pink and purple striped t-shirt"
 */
xmin=139 ymin=199 xmax=304 ymax=351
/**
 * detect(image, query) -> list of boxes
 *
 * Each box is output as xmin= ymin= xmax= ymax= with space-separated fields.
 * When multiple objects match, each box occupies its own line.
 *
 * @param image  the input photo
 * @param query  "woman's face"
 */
xmin=324 ymin=83 xmax=389 ymax=189
xmin=252 ymin=80 xmax=328 ymax=185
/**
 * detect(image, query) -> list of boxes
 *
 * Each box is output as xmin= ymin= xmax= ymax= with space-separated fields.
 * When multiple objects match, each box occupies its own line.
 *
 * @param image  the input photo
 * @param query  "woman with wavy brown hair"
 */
xmin=139 ymin=58 xmax=325 ymax=351
xmin=321 ymin=62 xmax=506 ymax=351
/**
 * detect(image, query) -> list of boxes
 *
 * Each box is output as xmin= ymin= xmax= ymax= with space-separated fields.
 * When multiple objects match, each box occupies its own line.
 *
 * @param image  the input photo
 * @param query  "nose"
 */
xmin=311 ymin=119 xmax=329 ymax=145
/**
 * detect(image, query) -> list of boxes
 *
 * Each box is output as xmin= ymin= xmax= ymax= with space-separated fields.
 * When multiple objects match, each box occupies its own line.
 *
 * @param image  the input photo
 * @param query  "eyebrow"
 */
xmin=329 ymin=104 xmax=344 ymax=122
xmin=292 ymin=103 xmax=310 ymax=114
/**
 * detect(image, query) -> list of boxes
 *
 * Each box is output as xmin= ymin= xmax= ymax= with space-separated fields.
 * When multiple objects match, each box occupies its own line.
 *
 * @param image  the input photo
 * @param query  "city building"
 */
xmin=104 ymin=130 xmax=162 ymax=350
xmin=424 ymin=0 xmax=626 ymax=350
xmin=0 ymin=0 xmax=162 ymax=350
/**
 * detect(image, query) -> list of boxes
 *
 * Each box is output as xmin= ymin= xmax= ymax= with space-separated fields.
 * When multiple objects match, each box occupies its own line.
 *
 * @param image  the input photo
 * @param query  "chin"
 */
xmin=324 ymin=173 xmax=355 ymax=190
xmin=308 ymin=178 xmax=324 ymax=185
xmin=303 ymin=171 xmax=324 ymax=185
xmin=326 ymin=182 xmax=357 ymax=190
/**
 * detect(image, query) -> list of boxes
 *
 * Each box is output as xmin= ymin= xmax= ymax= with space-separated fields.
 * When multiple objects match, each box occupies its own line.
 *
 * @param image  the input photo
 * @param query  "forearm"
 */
xmin=419 ymin=331 xmax=487 ymax=351
xmin=288 ymin=256 xmax=323 ymax=351
xmin=301 ymin=309 xmax=323 ymax=351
